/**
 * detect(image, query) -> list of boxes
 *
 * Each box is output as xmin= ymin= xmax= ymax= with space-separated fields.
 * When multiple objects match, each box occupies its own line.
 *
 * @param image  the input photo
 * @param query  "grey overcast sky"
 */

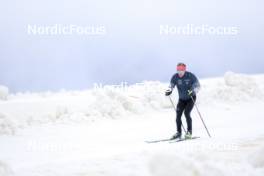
xmin=0 ymin=0 xmax=263 ymax=92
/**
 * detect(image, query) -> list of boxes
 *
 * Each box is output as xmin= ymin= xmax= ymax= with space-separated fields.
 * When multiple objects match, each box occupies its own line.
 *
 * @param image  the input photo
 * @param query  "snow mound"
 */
xmin=149 ymin=153 xmax=202 ymax=176
xmin=0 ymin=161 xmax=13 ymax=176
xmin=0 ymin=86 xmax=9 ymax=100
xmin=0 ymin=113 xmax=16 ymax=135
xmin=149 ymin=147 xmax=263 ymax=176
xmin=224 ymin=72 xmax=263 ymax=100
xmin=198 ymin=72 xmax=264 ymax=104
xmin=89 ymin=81 xmax=169 ymax=118
xmin=248 ymin=145 xmax=264 ymax=168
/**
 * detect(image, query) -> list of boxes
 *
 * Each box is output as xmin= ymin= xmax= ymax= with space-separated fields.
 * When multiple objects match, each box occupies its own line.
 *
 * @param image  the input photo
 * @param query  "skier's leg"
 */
xmin=184 ymin=96 xmax=196 ymax=134
xmin=176 ymin=100 xmax=185 ymax=134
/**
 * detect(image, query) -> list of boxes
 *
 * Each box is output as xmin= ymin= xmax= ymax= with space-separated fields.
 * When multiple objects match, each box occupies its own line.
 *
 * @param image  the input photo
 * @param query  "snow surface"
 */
xmin=0 ymin=72 xmax=264 ymax=176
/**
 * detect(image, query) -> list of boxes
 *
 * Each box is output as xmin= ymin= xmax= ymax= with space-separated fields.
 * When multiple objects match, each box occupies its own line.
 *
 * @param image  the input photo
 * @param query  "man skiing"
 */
xmin=165 ymin=63 xmax=200 ymax=140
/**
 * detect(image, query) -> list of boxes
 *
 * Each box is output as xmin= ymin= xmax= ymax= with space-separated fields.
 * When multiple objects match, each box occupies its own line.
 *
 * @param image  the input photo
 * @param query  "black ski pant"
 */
xmin=176 ymin=96 xmax=196 ymax=134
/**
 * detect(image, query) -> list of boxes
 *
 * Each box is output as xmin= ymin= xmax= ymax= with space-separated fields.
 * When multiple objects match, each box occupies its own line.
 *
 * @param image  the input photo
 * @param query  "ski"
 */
xmin=145 ymin=136 xmax=200 ymax=144
xmin=170 ymin=136 xmax=200 ymax=143
xmin=145 ymin=138 xmax=177 ymax=143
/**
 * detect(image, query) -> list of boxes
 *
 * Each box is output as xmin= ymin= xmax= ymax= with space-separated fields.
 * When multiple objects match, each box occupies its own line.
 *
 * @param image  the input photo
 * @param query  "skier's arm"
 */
xmin=190 ymin=74 xmax=200 ymax=94
xmin=165 ymin=75 xmax=177 ymax=96
xmin=169 ymin=75 xmax=177 ymax=90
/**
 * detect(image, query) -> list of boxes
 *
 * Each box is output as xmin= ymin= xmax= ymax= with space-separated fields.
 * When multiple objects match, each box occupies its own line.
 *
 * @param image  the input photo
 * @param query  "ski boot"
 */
xmin=171 ymin=132 xmax=182 ymax=140
xmin=185 ymin=131 xmax=192 ymax=139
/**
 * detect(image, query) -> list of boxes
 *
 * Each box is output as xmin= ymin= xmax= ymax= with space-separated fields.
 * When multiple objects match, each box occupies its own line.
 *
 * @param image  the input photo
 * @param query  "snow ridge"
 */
xmin=0 ymin=72 xmax=263 ymax=134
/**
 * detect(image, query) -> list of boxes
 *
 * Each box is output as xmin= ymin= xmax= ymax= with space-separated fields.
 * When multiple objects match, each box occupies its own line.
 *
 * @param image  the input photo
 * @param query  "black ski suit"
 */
xmin=170 ymin=71 xmax=200 ymax=134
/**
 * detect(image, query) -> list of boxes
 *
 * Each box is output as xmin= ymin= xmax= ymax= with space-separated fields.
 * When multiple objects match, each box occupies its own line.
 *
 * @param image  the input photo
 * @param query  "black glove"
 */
xmin=165 ymin=89 xmax=172 ymax=96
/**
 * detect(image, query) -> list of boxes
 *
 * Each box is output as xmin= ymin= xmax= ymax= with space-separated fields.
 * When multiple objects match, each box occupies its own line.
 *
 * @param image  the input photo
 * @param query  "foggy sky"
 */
xmin=0 ymin=0 xmax=263 ymax=92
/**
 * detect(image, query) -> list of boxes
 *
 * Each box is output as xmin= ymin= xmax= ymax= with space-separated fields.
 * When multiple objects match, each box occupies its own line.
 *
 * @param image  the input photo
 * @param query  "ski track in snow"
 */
xmin=0 ymin=72 xmax=264 ymax=176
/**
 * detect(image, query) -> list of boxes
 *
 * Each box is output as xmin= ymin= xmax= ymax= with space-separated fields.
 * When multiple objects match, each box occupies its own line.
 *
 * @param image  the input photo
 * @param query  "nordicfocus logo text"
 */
xmin=27 ymin=24 xmax=106 ymax=36
xmin=160 ymin=24 xmax=239 ymax=36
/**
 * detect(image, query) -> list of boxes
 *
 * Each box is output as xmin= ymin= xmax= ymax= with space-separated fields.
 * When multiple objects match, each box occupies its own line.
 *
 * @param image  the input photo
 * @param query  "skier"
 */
xmin=165 ymin=63 xmax=200 ymax=140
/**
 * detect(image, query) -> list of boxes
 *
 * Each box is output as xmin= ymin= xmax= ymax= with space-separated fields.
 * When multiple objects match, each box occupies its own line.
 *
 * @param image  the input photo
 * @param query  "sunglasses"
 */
xmin=176 ymin=65 xmax=186 ymax=71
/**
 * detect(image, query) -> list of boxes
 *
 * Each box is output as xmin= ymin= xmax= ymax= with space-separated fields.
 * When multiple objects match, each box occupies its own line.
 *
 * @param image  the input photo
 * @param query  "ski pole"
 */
xmin=168 ymin=95 xmax=187 ymax=134
xmin=190 ymin=95 xmax=211 ymax=138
